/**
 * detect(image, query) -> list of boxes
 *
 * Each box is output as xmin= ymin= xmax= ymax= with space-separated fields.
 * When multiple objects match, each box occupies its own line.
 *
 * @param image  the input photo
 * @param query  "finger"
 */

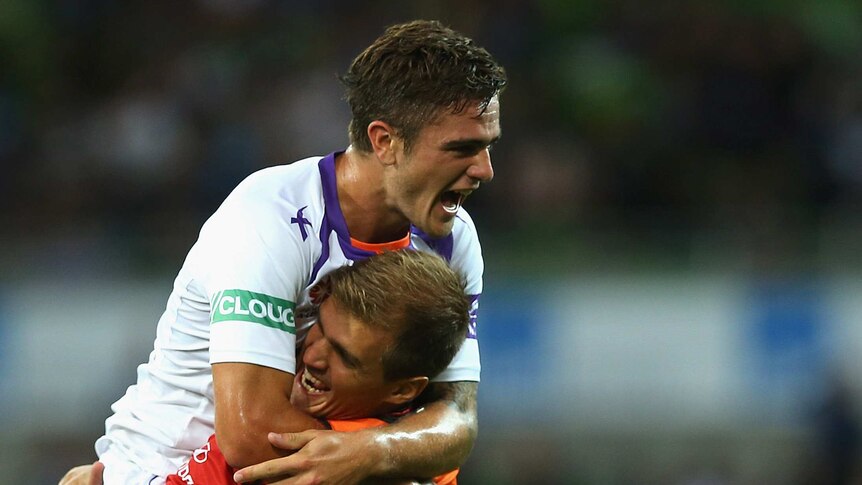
xmin=89 ymin=461 xmax=105 ymax=485
xmin=267 ymin=430 xmax=318 ymax=450
xmin=233 ymin=456 xmax=298 ymax=484
xmin=235 ymin=431 xmax=325 ymax=483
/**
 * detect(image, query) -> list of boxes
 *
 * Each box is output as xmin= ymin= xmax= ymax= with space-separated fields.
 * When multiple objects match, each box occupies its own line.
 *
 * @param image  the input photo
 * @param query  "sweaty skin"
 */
xmin=213 ymin=362 xmax=328 ymax=468
xmin=233 ymin=381 xmax=477 ymax=484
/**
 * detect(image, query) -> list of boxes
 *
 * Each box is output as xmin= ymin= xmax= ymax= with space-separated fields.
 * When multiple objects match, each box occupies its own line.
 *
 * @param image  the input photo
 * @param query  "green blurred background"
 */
xmin=2 ymin=1 xmax=862 ymax=483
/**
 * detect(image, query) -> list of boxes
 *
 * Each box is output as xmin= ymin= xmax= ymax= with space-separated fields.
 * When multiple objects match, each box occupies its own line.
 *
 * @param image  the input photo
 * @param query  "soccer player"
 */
xmin=63 ymin=19 xmax=505 ymax=485
xmin=165 ymin=250 xmax=467 ymax=485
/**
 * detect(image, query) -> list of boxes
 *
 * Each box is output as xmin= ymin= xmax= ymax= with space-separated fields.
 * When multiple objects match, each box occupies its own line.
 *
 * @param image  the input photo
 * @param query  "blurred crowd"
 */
xmin=3 ymin=2 xmax=862 ymax=482
xmin=1 ymin=0 xmax=861 ymax=277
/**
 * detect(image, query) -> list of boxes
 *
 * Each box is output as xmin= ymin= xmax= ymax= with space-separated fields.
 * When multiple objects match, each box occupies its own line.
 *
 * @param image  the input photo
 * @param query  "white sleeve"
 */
xmin=198 ymin=200 xmax=310 ymax=374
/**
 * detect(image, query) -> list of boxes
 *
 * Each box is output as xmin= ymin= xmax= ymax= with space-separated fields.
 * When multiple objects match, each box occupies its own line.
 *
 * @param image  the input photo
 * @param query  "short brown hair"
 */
xmin=341 ymin=19 xmax=507 ymax=153
xmin=324 ymin=250 xmax=470 ymax=381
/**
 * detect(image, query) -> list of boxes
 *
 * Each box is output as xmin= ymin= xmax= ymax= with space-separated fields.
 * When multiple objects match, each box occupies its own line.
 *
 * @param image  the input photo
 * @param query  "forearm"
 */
xmin=369 ymin=381 xmax=478 ymax=478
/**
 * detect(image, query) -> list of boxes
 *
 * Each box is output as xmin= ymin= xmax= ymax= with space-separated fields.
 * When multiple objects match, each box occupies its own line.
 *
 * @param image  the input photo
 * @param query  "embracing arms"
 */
xmin=233 ymin=381 xmax=478 ymax=484
xmin=371 ymin=381 xmax=478 ymax=477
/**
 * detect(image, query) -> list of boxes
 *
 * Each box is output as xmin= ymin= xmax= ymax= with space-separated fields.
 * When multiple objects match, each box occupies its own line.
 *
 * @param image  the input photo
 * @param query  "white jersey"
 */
xmin=95 ymin=152 xmax=484 ymax=480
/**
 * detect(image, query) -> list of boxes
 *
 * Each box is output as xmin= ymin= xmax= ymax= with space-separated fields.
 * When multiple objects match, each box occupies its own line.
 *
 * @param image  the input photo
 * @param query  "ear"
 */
xmin=367 ymin=121 xmax=401 ymax=166
xmin=383 ymin=376 xmax=429 ymax=407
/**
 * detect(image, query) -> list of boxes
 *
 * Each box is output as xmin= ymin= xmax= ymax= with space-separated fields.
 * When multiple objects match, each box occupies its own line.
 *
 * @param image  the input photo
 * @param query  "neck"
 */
xmin=336 ymin=147 xmax=410 ymax=243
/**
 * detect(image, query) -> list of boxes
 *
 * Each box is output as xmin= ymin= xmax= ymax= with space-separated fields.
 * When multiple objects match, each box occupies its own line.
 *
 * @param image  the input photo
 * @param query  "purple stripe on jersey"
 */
xmin=317 ymin=152 xmax=376 ymax=264
xmin=318 ymin=152 xmax=348 ymax=236
xmin=310 ymin=153 xmax=342 ymax=285
xmin=410 ymin=226 xmax=454 ymax=262
xmin=309 ymin=215 xmax=332 ymax=286
xmin=467 ymin=294 xmax=480 ymax=339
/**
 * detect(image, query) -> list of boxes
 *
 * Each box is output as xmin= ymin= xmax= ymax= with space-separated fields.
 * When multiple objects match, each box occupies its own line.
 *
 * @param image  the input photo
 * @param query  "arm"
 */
xmin=233 ymin=381 xmax=477 ymax=484
xmin=213 ymin=362 xmax=328 ymax=469
xmin=373 ymin=381 xmax=478 ymax=477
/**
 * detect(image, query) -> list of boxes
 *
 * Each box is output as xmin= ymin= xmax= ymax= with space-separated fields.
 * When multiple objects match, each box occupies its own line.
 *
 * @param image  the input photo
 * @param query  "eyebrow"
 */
xmin=441 ymin=135 xmax=501 ymax=152
xmin=316 ymin=317 xmax=363 ymax=370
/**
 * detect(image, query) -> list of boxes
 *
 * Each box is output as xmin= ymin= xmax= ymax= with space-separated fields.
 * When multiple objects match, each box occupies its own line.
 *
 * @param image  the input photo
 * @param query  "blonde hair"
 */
xmin=325 ymin=250 xmax=469 ymax=381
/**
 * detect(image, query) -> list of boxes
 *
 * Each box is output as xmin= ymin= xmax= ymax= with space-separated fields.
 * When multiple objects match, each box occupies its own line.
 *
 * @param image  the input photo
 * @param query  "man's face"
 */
xmin=385 ymin=96 xmax=501 ymax=238
xmin=290 ymin=297 xmax=398 ymax=420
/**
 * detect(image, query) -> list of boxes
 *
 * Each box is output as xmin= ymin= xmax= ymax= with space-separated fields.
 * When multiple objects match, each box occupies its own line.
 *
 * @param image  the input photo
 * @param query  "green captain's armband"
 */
xmin=212 ymin=289 xmax=296 ymax=333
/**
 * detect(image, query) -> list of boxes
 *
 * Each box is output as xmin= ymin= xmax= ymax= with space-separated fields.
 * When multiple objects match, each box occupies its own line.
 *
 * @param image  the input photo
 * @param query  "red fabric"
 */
xmin=166 ymin=434 xmax=237 ymax=485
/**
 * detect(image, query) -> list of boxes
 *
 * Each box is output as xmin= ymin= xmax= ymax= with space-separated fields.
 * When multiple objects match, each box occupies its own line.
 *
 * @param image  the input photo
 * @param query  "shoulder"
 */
xmin=230 ymin=157 xmax=324 ymax=209
xmin=190 ymin=157 xmax=327 ymax=283
xmin=207 ymin=157 xmax=326 ymax=234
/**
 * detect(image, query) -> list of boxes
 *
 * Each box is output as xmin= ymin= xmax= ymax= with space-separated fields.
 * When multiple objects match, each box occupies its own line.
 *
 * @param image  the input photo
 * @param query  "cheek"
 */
xmin=333 ymin=371 xmax=374 ymax=400
xmin=395 ymin=169 xmax=424 ymax=197
xmin=401 ymin=156 xmax=444 ymax=189
xmin=329 ymin=367 xmax=356 ymax=388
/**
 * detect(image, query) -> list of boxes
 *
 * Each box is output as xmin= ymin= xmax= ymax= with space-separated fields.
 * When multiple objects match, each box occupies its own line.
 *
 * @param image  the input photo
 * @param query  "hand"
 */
xmin=58 ymin=461 xmax=104 ymax=485
xmin=233 ymin=430 xmax=377 ymax=485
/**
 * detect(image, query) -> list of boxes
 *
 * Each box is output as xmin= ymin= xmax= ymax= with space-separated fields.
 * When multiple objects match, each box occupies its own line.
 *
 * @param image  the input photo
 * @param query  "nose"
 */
xmin=302 ymin=332 xmax=330 ymax=370
xmin=466 ymin=149 xmax=494 ymax=183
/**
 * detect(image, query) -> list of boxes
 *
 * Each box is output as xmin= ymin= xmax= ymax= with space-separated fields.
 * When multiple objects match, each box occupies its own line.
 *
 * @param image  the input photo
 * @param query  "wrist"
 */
xmin=361 ymin=427 xmax=395 ymax=477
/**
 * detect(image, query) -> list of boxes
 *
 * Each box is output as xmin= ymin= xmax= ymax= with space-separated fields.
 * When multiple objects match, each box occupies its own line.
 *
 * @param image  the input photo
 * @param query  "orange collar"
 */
xmin=350 ymin=233 xmax=411 ymax=253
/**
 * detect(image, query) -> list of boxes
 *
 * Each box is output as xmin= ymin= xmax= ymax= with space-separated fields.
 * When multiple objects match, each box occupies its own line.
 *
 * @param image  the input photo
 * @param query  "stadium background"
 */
xmin=2 ymin=1 xmax=862 ymax=483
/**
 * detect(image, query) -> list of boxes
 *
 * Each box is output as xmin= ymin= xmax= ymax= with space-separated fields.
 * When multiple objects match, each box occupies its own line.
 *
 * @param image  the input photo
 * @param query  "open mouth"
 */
xmin=440 ymin=190 xmax=468 ymax=214
xmin=300 ymin=369 xmax=329 ymax=394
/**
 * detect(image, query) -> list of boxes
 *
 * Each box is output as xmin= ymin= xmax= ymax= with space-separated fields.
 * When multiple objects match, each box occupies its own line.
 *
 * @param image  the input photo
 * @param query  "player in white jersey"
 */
xmin=166 ymin=250 xmax=470 ymax=485
xmin=62 ymin=19 xmax=506 ymax=485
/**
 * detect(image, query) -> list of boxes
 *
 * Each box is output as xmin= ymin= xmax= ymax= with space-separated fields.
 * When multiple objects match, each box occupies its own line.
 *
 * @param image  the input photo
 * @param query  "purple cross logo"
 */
xmin=291 ymin=206 xmax=312 ymax=241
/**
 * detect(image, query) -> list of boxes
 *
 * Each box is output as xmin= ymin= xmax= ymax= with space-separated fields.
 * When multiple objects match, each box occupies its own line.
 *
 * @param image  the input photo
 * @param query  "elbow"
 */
xmin=461 ymin=419 xmax=479 ymax=462
xmin=466 ymin=408 xmax=479 ymax=437
xmin=467 ymin=419 xmax=478 ymax=448
xmin=215 ymin=417 xmax=274 ymax=469
xmin=217 ymin=429 xmax=261 ymax=469
xmin=454 ymin=407 xmax=479 ymax=462
xmin=457 ymin=403 xmax=479 ymax=445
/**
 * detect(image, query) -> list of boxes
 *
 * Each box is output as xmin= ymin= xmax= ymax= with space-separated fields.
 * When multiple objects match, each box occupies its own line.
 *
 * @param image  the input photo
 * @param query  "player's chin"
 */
xmin=298 ymin=394 xmax=330 ymax=417
xmin=289 ymin=391 xmax=311 ymax=413
xmin=291 ymin=383 xmax=327 ymax=414
xmin=419 ymin=214 xmax=456 ymax=239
